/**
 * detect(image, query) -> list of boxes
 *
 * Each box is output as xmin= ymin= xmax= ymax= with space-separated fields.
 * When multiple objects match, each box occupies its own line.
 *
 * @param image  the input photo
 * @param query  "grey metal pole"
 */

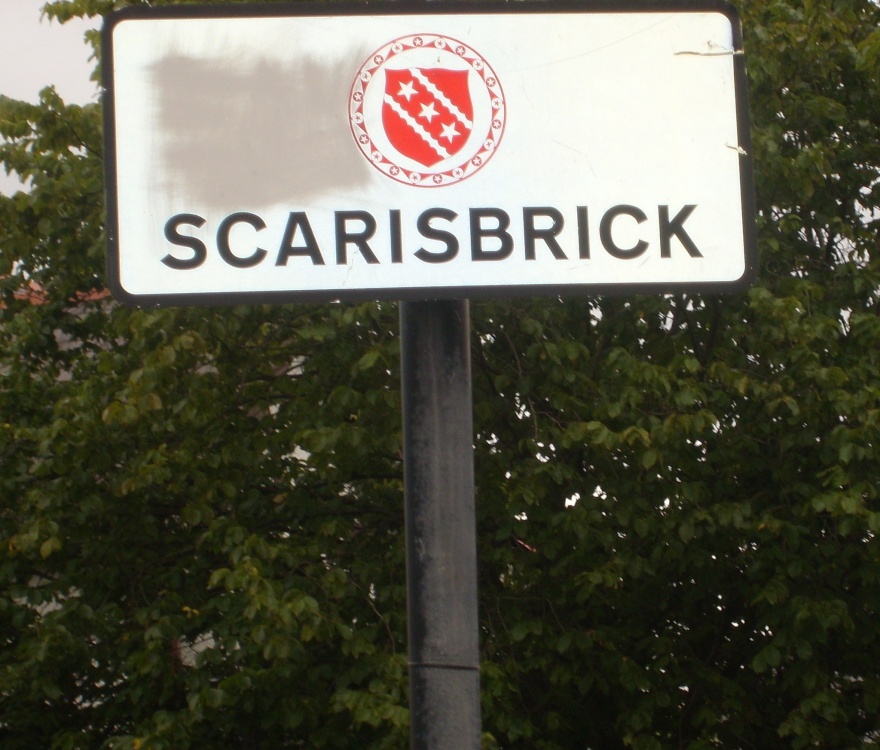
xmin=400 ymin=299 xmax=480 ymax=750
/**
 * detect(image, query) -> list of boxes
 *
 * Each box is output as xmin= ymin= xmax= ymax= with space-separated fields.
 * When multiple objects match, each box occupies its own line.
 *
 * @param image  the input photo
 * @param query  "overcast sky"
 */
xmin=0 ymin=0 xmax=98 ymax=194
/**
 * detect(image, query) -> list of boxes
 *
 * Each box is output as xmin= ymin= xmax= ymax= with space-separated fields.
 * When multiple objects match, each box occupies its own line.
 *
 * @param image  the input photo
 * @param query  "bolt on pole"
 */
xmin=400 ymin=299 xmax=481 ymax=750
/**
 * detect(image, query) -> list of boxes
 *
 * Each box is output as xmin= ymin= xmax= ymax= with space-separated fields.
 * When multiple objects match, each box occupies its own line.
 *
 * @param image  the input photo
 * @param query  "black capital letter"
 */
xmin=523 ymin=207 xmax=567 ymax=260
xmin=577 ymin=206 xmax=590 ymax=259
xmin=470 ymin=208 xmax=513 ymax=261
xmin=600 ymin=205 xmax=648 ymax=259
xmin=217 ymin=212 xmax=267 ymax=268
xmin=335 ymin=211 xmax=379 ymax=264
xmin=162 ymin=214 xmax=207 ymax=270
xmin=276 ymin=212 xmax=325 ymax=266
xmin=415 ymin=208 xmax=459 ymax=263
xmin=390 ymin=210 xmax=403 ymax=264
xmin=659 ymin=205 xmax=702 ymax=258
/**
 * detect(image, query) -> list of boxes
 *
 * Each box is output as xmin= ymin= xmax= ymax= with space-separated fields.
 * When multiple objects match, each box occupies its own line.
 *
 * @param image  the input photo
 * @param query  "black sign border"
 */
xmin=102 ymin=0 xmax=757 ymax=308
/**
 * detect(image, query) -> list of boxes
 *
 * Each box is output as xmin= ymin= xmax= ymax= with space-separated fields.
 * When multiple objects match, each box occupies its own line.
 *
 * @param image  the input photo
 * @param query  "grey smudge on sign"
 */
xmin=151 ymin=53 xmax=373 ymax=210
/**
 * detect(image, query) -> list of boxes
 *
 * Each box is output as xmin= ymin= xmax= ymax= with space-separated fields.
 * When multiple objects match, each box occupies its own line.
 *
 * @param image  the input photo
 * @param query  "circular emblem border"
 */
xmin=349 ymin=34 xmax=507 ymax=188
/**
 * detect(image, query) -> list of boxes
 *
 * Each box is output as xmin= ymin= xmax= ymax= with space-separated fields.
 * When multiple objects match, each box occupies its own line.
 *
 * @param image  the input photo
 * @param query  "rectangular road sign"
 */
xmin=103 ymin=0 xmax=756 ymax=306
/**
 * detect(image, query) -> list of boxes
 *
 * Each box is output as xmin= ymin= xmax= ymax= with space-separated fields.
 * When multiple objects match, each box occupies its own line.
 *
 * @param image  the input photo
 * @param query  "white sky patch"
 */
xmin=0 ymin=0 xmax=99 ymax=195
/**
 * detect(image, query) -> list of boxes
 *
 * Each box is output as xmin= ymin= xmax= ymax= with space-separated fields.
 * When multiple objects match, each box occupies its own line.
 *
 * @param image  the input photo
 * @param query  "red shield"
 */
xmin=382 ymin=68 xmax=473 ymax=167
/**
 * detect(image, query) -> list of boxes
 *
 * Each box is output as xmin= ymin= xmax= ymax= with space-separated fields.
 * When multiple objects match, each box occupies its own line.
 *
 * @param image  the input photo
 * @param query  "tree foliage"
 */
xmin=1 ymin=0 xmax=879 ymax=748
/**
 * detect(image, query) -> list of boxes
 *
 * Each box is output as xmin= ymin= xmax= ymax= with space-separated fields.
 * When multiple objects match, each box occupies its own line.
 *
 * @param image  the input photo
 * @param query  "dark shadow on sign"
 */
xmin=151 ymin=53 xmax=372 ymax=209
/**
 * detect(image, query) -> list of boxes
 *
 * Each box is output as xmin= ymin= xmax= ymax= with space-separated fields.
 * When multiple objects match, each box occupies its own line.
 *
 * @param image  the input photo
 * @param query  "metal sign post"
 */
xmin=102 ymin=3 xmax=756 ymax=748
xmin=401 ymin=299 xmax=479 ymax=750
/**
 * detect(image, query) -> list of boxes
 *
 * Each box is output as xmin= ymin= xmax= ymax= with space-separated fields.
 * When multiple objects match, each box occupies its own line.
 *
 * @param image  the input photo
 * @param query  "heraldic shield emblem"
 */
xmin=381 ymin=68 xmax=473 ymax=168
xmin=350 ymin=34 xmax=506 ymax=187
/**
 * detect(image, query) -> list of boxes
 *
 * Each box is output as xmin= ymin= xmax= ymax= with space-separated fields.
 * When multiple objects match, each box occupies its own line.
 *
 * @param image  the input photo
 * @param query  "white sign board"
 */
xmin=103 ymin=0 xmax=756 ymax=306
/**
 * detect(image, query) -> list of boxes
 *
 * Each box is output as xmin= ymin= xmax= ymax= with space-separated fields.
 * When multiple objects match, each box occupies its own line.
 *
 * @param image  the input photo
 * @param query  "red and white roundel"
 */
xmin=349 ymin=35 xmax=506 ymax=188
